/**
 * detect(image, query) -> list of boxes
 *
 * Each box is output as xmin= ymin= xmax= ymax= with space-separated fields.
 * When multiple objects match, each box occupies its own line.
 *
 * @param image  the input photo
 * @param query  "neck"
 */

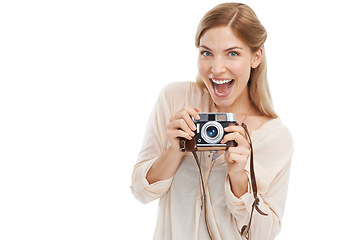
xmin=214 ymin=88 xmax=258 ymax=123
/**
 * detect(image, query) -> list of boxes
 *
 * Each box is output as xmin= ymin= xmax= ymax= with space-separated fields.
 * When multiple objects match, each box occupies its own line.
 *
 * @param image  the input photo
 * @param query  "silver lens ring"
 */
xmin=201 ymin=121 xmax=224 ymax=144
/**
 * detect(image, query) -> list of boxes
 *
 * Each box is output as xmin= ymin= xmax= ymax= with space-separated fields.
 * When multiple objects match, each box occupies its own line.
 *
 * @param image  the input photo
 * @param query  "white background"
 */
xmin=1 ymin=0 xmax=359 ymax=239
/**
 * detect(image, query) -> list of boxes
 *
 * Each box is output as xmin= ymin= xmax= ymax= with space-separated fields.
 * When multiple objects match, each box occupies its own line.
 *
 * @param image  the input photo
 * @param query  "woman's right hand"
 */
xmin=146 ymin=106 xmax=201 ymax=184
xmin=166 ymin=106 xmax=201 ymax=151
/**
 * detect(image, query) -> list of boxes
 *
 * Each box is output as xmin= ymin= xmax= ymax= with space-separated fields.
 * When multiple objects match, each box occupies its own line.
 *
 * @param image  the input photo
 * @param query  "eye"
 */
xmin=201 ymin=51 xmax=212 ymax=57
xmin=228 ymin=51 xmax=239 ymax=57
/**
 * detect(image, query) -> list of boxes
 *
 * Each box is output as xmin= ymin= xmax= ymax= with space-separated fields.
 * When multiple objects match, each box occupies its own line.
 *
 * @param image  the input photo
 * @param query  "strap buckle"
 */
xmin=179 ymin=138 xmax=186 ymax=152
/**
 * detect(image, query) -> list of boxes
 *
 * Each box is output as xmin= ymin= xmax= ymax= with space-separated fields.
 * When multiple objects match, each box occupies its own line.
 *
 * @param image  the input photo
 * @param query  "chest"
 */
xmin=238 ymin=115 xmax=273 ymax=134
xmin=172 ymin=152 xmax=228 ymax=195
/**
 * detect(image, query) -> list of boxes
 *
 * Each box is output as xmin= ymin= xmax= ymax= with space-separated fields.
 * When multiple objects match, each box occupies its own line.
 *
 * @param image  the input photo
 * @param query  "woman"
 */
xmin=131 ymin=3 xmax=293 ymax=240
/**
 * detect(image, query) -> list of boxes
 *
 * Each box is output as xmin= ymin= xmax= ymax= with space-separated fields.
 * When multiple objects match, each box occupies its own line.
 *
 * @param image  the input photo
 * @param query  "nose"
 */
xmin=211 ymin=56 xmax=226 ymax=74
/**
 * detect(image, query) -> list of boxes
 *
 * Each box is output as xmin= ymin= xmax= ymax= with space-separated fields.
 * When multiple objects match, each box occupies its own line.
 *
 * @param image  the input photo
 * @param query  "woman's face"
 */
xmin=198 ymin=26 xmax=261 ymax=111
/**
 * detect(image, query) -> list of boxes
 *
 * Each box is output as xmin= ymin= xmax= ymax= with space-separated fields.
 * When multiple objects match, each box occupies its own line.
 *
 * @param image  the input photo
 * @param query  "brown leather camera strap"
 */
xmin=240 ymin=123 xmax=268 ymax=239
xmin=192 ymin=151 xmax=215 ymax=240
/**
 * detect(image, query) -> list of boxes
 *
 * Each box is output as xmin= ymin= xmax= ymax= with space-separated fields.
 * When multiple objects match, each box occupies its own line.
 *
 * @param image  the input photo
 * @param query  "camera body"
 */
xmin=181 ymin=113 xmax=238 ymax=152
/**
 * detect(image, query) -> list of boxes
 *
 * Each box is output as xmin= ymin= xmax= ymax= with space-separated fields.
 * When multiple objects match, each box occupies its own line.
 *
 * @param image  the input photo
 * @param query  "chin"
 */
xmin=211 ymin=97 xmax=236 ymax=110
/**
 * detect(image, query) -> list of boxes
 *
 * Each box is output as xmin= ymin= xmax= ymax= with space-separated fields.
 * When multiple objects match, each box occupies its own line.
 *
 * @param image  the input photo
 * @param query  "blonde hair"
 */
xmin=195 ymin=3 xmax=277 ymax=118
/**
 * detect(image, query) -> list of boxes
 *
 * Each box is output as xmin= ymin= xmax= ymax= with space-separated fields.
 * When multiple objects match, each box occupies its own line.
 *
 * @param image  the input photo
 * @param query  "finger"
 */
xmin=221 ymin=132 xmax=249 ymax=147
xmin=169 ymin=106 xmax=200 ymax=130
xmin=227 ymin=152 xmax=248 ymax=165
xmin=183 ymin=106 xmax=201 ymax=120
xmin=168 ymin=118 xmax=194 ymax=136
xmin=227 ymin=146 xmax=251 ymax=155
xmin=166 ymin=126 xmax=192 ymax=141
xmin=180 ymin=109 xmax=197 ymax=131
xmin=175 ymin=129 xmax=193 ymax=140
xmin=224 ymin=125 xmax=247 ymax=139
xmin=169 ymin=111 xmax=181 ymax=122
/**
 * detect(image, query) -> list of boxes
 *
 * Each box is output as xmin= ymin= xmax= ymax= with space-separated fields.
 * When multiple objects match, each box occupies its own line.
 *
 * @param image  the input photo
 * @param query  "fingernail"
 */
xmin=196 ymin=114 xmax=200 ymax=120
xmin=224 ymin=127 xmax=229 ymax=131
xmin=191 ymin=125 xmax=196 ymax=131
xmin=190 ymin=131 xmax=195 ymax=137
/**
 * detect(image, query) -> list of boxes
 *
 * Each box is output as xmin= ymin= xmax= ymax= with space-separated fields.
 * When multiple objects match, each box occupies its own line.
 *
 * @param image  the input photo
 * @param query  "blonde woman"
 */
xmin=131 ymin=3 xmax=293 ymax=240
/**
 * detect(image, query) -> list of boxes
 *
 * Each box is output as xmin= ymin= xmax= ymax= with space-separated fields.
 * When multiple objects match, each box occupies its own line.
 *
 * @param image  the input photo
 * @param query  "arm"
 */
xmin=225 ymin=160 xmax=292 ymax=240
xmin=131 ymin=83 xmax=200 ymax=203
xmin=146 ymin=106 xmax=200 ymax=184
xmin=224 ymin=121 xmax=293 ymax=239
xmin=130 ymin=85 xmax=174 ymax=204
xmin=221 ymin=124 xmax=252 ymax=198
xmin=145 ymin=145 xmax=184 ymax=184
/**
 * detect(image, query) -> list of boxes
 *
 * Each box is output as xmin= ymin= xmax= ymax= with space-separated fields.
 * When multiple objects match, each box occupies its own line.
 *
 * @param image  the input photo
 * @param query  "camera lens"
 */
xmin=206 ymin=126 xmax=218 ymax=138
xmin=201 ymin=121 xmax=224 ymax=144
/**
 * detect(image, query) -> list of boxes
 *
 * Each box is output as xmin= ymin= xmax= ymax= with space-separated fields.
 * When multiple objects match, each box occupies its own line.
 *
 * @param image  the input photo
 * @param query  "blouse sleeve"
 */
xmin=130 ymin=83 xmax=185 ymax=204
xmin=224 ymin=121 xmax=294 ymax=239
xmin=131 ymin=158 xmax=174 ymax=204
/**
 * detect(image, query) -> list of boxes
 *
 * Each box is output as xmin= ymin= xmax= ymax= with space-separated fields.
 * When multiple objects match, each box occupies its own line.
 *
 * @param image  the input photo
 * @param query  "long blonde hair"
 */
xmin=195 ymin=3 xmax=277 ymax=118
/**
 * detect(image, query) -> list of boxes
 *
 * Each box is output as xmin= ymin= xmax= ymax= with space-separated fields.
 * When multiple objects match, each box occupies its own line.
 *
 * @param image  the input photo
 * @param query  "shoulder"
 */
xmin=270 ymin=119 xmax=293 ymax=147
xmin=161 ymin=81 xmax=203 ymax=97
xmin=252 ymin=118 xmax=294 ymax=172
xmin=159 ymin=81 xmax=206 ymax=109
xmin=253 ymin=118 xmax=292 ymax=145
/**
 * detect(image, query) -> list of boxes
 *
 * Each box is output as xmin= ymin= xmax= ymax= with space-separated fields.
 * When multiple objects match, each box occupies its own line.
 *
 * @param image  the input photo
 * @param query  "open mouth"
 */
xmin=210 ymin=78 xmax=234 ymax=97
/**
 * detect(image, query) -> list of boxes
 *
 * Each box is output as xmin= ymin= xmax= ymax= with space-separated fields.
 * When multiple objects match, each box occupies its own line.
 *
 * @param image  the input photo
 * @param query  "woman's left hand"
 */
xmin=221 ymin=124 xmax=250 ymax=176
xmin=221 ymin=124 xmax=251 ymax=197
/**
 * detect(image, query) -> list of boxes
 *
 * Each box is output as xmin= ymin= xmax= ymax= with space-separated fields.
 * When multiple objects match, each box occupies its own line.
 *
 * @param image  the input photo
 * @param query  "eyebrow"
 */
xmin=199 ymin=45 xmax=244 ymax=52
xmin=224 ymin=46 xmax=243 ymax=52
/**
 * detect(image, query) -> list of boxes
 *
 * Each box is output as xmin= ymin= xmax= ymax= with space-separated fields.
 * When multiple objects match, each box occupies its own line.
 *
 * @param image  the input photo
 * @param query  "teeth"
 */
xmin=211 ymin=79 xmax=233 ymax=84
xmin=212 ymin=78 xmax=234 ymax=95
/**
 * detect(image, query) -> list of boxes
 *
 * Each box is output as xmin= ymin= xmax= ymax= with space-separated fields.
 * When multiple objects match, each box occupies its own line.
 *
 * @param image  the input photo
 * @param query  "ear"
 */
xmin=251 ymin=48 xmax=263 ymax=69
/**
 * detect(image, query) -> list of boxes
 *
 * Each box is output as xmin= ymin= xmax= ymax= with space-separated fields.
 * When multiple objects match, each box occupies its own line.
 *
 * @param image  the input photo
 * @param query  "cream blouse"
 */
xmin=131 ymin=82 xmax=293 ymax=240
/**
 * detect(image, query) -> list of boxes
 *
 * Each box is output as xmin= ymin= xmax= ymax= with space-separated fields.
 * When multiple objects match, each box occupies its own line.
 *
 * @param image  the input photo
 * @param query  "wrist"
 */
xmin=168 ymin=143 xmax=186 ymax=157
xmin=228 ymin=171 xmax=249 ymax=198
xmin=228 ymin=170 xmax=248 ymax=183
xmin=228 ymin=165 xmax=247 ymax=178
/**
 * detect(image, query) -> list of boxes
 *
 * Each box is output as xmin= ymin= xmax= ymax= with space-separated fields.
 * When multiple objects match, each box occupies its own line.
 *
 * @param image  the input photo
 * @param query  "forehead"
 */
xmin=199 ymin=26 xmax=249 ymax=50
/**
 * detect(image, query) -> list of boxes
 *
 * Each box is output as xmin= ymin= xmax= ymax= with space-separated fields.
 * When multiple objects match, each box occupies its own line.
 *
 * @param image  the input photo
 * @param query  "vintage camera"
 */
xmin=180 ymin=113 xmax=238 ymax=152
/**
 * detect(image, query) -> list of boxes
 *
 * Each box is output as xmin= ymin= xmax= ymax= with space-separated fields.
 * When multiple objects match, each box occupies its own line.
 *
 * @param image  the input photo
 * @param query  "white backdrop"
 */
xmin=1 ymin=0 xmax=359 ymax=239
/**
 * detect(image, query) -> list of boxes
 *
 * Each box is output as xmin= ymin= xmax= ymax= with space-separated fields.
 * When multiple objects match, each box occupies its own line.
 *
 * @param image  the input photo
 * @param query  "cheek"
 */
xmin=197 ymin=59 xmax=210 ymax=77
xmin=230 ymin=62 xmax=251 ymax=79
